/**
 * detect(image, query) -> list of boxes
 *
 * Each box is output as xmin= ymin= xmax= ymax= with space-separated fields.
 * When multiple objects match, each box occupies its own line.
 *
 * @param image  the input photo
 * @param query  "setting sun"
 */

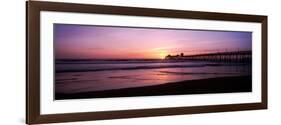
xmin=156 ymin=50 xmax=168 ymax=59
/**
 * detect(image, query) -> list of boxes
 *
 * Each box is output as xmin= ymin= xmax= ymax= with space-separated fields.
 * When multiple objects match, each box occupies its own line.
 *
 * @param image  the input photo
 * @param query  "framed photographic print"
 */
xmin=26 ymin=1 xmax=267 ymax=124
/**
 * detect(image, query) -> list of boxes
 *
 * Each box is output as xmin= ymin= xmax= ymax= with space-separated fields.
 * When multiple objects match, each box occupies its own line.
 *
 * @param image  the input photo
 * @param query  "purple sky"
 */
xmin=54 ymin=24 xmax=252 ymax=59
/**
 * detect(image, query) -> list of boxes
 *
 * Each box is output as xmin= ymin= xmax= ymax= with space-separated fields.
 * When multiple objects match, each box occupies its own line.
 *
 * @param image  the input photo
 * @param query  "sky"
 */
xmin=54 ymin=24 xmax=252 ymax=59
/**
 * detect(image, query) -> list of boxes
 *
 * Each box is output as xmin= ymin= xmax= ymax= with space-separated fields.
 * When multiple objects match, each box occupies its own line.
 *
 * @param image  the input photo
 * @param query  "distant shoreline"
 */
xmin=55 ymin=75 xmax=252 ymax=100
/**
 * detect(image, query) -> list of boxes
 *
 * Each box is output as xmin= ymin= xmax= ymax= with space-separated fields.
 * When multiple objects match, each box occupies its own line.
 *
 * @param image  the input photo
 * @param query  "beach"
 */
xmin=55 ymin=75 xmax=251 ymax=100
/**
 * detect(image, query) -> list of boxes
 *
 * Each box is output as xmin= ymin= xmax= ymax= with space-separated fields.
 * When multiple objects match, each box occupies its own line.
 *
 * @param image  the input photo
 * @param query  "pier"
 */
xmin=165 ymin=51 xmax=252 ymax=63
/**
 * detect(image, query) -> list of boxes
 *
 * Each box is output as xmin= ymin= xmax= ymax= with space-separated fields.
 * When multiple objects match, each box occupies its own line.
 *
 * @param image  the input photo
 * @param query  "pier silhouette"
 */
xmin=165 ymin=50 xmax=252 ymax=63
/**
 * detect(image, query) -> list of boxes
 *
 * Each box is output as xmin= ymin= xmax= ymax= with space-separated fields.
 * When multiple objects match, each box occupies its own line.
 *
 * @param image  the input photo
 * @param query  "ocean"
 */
xmin=55 ymin=59 xmax=251 ymax=94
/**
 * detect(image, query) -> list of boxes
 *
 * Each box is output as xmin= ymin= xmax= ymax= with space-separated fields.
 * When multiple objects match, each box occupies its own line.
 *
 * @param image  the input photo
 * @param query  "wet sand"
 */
xmin=55 ymin=75 xmax=252 ymax=100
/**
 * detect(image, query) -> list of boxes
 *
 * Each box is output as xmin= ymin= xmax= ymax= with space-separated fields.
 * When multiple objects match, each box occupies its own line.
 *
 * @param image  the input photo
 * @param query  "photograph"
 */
xmin=54 ymin=24 xmax=253 ymax=100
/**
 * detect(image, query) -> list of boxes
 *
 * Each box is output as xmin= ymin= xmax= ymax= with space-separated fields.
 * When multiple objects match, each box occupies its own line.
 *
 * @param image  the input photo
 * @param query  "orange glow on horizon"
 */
xmin=157 ymin=50 xmax=168 ymax=59
xmin=148 ymin=48 xmax=169 ymax=59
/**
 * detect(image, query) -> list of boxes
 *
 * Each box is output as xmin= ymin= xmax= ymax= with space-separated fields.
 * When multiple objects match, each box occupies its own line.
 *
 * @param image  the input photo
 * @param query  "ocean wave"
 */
xmin=159 ymin=71 xmax=238 ymax=75
xmin=56 ymin=63 xmax=224 ymax=73
xmin=56 ymin=60 xmax=192 ymax=65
